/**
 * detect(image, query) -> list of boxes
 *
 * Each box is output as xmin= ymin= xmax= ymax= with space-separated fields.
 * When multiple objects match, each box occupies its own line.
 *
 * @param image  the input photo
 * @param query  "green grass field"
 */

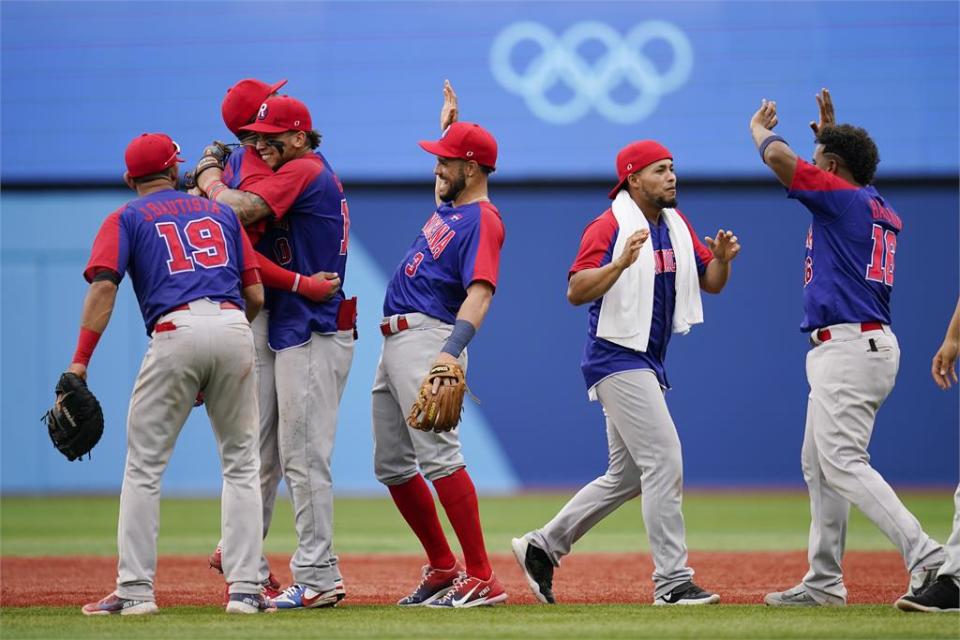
xmin=1 ymin=491 xmax=957 ymax=639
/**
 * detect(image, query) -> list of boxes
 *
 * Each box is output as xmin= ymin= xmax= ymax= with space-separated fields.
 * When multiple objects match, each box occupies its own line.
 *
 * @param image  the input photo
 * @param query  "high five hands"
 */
xmin=809 ymin=88 xmax=835 ymax=136
xmin=705 ymin=230 xmax=741 ymax=263
xmin=440 ymin=79 xmax=458 ymax=131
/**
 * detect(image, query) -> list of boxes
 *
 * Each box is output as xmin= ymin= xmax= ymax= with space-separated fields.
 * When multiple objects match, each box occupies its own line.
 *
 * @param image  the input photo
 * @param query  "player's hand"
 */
xmin=310 ymin=271 xmax=341 ymax=301
xmin=931 ymin=338 xmax=959 ymax=390
xmin=705 ymin=229 xmax=741 ymax=263
xmin=750 ymin=99 xmax=778 ymax=131
xmin=809 ymin=88 xmax=835 ymax=136
xmin=440 ymin=79 xmax=459 ymax=131
xmin=432 ymin=352 xmax=460 ymax=393
xmin=612 ymin=229 xmax=649 ymax=271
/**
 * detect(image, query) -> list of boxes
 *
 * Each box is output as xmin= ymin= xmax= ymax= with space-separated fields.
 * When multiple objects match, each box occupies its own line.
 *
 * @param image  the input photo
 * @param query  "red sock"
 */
xmin=433 ymin=468 xmax=492 ymax=580
xmin=388 ymin=474 xmax=457 ymax=570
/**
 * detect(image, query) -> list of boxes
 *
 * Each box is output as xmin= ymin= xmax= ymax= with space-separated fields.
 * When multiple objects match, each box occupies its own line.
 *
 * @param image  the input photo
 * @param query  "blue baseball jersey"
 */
xmin=383 ymin=201 xmax=505 ymax=323
xmin=788 ymin=159 xmax=902 ymax=332
xmin=243 ymin=151 xmax=349 ymax=350
xmin=84 ymin=189 xmax=261 ymax=335
xmin=221 ymin=145 xmax=273 ymax=245
xmin=571 ymin=209 xmax=713 ymax=391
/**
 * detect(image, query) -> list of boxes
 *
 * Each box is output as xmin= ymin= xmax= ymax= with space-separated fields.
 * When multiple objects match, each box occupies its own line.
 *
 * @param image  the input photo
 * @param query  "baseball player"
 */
xmin=195 ymin=95 xmax=354 ymax=610
xmin=79 ymin=133 xmax=272 ymax=615
xmin=512 ymin=140 xmax=739 ymax=606
xmin=752 ymin=89 xmax=946 ymax=607
xmin=372 ymin=81 xmax=507 ymax=608
xmin=205 ymin=78 xmax=342 ymax=602
xmin=896 ymin=297 xmax=960 ymax=613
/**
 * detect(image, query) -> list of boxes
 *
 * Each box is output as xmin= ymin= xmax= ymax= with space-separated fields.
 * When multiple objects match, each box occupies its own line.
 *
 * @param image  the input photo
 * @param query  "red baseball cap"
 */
xmin=419 ymin=121 xmax=497 ymax=170
xmin=221 ymin=78 xmax=288 ymax=135
xmin=608 ymin=140 xmax=673 ymax=199
xmin=125 ymin=133 xmax=185 ymax=178
xmin=240 ymin=95 xmax=312 ymax=134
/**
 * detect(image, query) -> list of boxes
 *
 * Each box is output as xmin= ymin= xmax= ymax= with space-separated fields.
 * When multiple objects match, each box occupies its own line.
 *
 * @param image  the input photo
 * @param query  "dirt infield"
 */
xmin=1 ymin=551 xmax=909 ymax=608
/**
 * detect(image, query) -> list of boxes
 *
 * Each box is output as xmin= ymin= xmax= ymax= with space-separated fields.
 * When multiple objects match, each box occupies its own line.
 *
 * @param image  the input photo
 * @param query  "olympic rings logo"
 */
xmin=490 ymin=21 xmax=693 ymax=125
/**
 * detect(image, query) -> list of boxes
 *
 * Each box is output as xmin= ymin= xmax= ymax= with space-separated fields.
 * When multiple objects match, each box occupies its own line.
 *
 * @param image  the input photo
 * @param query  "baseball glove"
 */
xmin=194 ymin=141 xmax=235 ymax=180
xmin=407 ymin=362 xmax=467 ymax=433
xmin=42 ymin=372 xmax=104 ymax=461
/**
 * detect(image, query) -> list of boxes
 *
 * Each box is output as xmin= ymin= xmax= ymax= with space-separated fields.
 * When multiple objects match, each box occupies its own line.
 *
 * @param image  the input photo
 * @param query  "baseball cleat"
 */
xmin=895 ymin=575 xmax=960 ymax=613
xmin=225 ymin=592 xmax=277 ymax=614
xmin=427 ymin=573 xmax=508 ymax=608
xmin=270 ymin=583 xmax=341 ymax=610
xmin=397 ymin=562 xmax=465 ymax=606
xmin=655 ymin=581 xmax=721 ymax=606
xmin=81 ymin=591 xmax=158 ymax=616
xmin=511 ymin=535 xmax=555 ymax=604
xmin=903 ymin=566 xmax=941 ymax=599
xmin=261 ymin=573 xmax=284 ymax=600
xmin=764 ymin=584 xmax=837 ymax=607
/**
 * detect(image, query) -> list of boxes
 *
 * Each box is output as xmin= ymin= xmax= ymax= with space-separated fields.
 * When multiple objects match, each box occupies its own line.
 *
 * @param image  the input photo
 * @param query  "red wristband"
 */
xmin=295 ymin=274 xmax=334 ymax=303
xmin=72 ymin=327 xmax=102 ymax=366
xmin=207 ymin=181 xmax=228 ymax=201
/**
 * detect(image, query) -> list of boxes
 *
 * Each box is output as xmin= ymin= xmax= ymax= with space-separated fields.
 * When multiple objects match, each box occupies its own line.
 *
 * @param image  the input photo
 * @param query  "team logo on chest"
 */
xmin=421 ymin=212 xmax=457 ymax=259
xmin=653 ymin=248 xmax=676 ymax=274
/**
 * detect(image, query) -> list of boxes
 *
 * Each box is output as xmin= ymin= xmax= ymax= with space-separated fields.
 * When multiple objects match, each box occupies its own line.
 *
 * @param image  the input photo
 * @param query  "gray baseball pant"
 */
xmin=800 ymin=325 xmax=944 ymax=604
xmin=528 ymin=369 xmax=694 ymax=599
xmin=938 ymin=485 xmax=960 ymax=585
xmin=372 ymin=313 xmax=466 ymax=485
xmin=275 ymin=329 xmax=354 ymax=592
xmin=117 ymin=300 xmax=263 ymax=599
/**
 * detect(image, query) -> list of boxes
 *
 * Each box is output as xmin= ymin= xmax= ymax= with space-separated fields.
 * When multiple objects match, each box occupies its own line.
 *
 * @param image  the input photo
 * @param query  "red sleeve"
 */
xmin=243 ymin=157 xmax=322 ymax=220
xmin=256 ymin=250 xmax=298 ymax=291
xmin=238 ymin=227 xmax=261 ymax=287
xmin=83 ymin=208 xmax=126 ymax=283
xmin=569 ymin=210 xmax=618 ymax=277
xmin=790 ymin=158 xmax=858 ymax=192
xmin=467 ymin=203 xmax=505 ymax=288
xmin=676 ymin=210 xmax=714 ymax=275
xmin=236 ymin=147 xmax=273 ymax=190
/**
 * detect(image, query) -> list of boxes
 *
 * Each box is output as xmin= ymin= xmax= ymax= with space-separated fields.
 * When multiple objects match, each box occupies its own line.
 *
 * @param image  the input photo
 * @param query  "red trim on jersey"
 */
xmin=791 ymin=158 xmax=858 ymax=192
xmin=243 ymin=155 xmax=324 ymax=220
xmin=675 ymin=209 xmax=715 ymax=268
xmin=238 ymin=228 xmax=261 ymax=287
xmin=243 ymin=220 xmax=268 ymax=245
xmin=570 ymin=209 xmax=618 ymax=276
xmin=469 ymin=202 xmax=505 ymax=288
xmin=84 ymin=208 xmax=125 ymax=283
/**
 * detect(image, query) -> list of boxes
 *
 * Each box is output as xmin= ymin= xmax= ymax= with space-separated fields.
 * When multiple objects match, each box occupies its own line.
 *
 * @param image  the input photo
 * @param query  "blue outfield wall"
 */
xmin=1 ymin=183 xmax=957 ymax=494
xmin=1 ymin=2 xmax=957 ymax=182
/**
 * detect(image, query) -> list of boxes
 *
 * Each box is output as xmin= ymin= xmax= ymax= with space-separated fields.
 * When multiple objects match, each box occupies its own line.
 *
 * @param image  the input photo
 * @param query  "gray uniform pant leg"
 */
xmin=215 ymin=310 xmax=282 ymax=584
xmin=801 ymin=331 xmax=944 ymax=604
xmin=118 ymin=307 xmax=262 ymax=599
xmin=372 ymin=318 xmax=466 ymax=485
xmin=531 ymin=369 xmax=693 ymax=599
xmin=275 ymin=330 xmax=354 ymax=592
xmin=937 ymin=485 xmax=960 ymax=584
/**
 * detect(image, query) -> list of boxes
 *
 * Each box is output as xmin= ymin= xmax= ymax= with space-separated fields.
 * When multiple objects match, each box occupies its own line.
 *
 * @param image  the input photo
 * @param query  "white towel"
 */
xmin=596 ymin=190 xmax=704 ymax=352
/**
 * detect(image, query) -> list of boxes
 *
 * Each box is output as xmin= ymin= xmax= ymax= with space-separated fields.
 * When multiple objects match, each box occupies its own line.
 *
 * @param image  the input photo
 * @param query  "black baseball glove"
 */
xmin=43 ymin=372 xmax=104 ymax=461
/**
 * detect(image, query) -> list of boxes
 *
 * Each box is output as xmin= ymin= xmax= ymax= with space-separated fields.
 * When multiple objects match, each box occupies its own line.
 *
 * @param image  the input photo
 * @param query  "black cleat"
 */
xmin=511 ymin=536 xmax=555 ymax=604
xmin=655 ymin=581 xmax=721 ymax=606
xmin=896 ymin=575 xmax=960 ymax=613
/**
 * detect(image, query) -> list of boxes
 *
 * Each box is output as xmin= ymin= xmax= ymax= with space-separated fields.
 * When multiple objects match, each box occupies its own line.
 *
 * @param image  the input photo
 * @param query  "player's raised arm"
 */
xmin=435 ymin=80 xmax=461 ymax=206
xmin=749 ymin=98 xmax=798 ymax=187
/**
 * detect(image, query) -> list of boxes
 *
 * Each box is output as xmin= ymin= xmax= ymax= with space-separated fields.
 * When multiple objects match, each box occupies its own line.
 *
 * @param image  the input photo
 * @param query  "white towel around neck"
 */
xmin=596 ymin=190 xmax=704 ymax=353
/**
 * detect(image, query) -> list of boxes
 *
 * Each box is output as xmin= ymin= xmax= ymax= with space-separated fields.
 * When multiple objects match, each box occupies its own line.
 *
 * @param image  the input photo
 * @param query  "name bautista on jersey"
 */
xmin=138 ymin=197 xmax=224 ymax=222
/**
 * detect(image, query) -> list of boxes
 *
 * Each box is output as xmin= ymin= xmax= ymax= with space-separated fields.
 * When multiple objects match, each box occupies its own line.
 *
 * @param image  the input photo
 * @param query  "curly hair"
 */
xmin=816 ymin=124 xmax=880 ymax=185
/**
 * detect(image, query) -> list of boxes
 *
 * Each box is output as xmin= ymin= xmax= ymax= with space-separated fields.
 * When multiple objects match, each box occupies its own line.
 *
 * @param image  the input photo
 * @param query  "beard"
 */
xmin=438 ymin=165 xmax=467 ymax=202
xmin=642 ymin=185 xmax=677 ymax=210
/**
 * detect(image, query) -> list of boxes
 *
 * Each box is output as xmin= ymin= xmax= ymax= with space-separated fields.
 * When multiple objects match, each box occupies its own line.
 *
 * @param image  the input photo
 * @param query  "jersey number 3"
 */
xmin=156 ymin=218 xmax=229 ymax=274
xmin=865 ymin=223 xmax=896 ymax=286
